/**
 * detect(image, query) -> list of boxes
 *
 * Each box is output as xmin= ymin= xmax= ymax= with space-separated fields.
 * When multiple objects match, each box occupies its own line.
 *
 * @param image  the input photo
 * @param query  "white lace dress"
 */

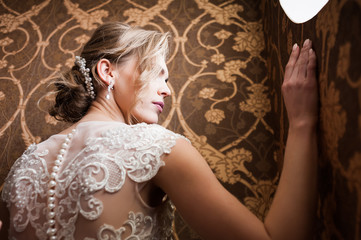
xmin=2 ymin=121 xmax=186 ymax=240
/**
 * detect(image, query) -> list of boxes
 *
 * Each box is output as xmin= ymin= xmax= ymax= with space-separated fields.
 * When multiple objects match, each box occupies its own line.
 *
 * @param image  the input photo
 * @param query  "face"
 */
xmin=112 ymin=56 xmax=171 ymax=124
xmin=131 ymin=57 xmax=171 ymax=124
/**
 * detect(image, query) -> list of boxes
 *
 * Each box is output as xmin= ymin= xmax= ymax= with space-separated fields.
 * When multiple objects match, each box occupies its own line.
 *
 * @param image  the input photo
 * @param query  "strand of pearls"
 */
xmin=46 ymin=129 xmax=76 ymax=240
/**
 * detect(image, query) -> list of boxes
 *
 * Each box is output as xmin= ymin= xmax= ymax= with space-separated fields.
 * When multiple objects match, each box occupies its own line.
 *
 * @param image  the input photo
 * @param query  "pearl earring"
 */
xmin=106 ymin=80 xmax=114 ymax=100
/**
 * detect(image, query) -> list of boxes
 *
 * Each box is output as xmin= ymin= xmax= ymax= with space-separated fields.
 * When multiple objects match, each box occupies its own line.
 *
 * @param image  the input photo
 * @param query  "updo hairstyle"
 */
xmin=48 ymin=22 xmax=170 ymax=123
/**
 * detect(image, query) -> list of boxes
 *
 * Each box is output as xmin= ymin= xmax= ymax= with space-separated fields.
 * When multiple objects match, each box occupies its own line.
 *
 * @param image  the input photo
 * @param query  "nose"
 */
xmin=158 ymin=83 xmax=171 ymax=97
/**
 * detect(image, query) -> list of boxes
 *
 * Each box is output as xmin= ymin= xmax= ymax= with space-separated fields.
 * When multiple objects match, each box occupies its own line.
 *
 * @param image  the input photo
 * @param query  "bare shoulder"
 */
xmin=153 ymin=138 xmax=268 ymax=240
xmin=155 ymin=138 xmax=216 ymax=183
xmin=153 ymin=137 xmax=220 ymax=201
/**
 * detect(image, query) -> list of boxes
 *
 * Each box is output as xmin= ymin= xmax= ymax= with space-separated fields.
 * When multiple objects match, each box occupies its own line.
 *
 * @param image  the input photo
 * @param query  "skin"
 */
xmin=60 ymin=39 xmax=318 ymax=239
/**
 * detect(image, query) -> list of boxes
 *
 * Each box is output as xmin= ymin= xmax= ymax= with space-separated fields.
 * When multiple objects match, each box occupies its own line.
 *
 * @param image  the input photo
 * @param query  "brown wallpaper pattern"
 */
xmin=2 ymin=0 xmax=360 ymax=239
xmin=263 ymin=0 xmax=361 ymax=239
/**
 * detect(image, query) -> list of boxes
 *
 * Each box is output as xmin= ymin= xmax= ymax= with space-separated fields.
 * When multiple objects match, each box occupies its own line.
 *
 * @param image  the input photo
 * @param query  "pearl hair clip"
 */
xmin=75 ymin=56 xmax=95 ymax=99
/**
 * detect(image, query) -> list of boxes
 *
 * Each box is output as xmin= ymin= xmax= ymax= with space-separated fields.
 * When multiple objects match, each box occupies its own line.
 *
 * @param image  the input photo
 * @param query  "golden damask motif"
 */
xmin=194 ymin=0 xmax=244 ymax=25
xmin=337 ymin=41 xmax=361 ymax=89
xmin=320 ymin=81 xmax=347 ymax=161
xmin=64 ymin=0 xmax=109 ymax=30
xmin=239 ymin=84 xmax=271 ymax=118
xmin=216 ymin=60 xmax=247 ymax=83
xmin=0 ymin=59 xmax=6 ymax=68
xmin=214 ymin=29 xmax=232 ymax=39
xmin=210 ymin=53 xmax=225 ymax=65
xmin=204 ymin=108 xmax=225 ymax=124
xmin=224 ymin=147 xmax=252 ymax=184
xmin=0 ymin=36 xmax=12 ymax=45
xmin=315 ymin=0 xmax=344 ymax=50
xmin=0 ymin=0 xmax=50 ymax=33
xmin=233 ymin=22 xmax=265 ymax=56
xmin=124 ymin=0 xmax=173 ymax=26
xmin=198 ymin=87 xmax=216 ymax=99
xmin=347 ymin=152 xmax=361 ymax=194
xmin=336 ymin=42 xmax=350 ymax=79
xmin=75 ymin=34 xmax=90 ymax=45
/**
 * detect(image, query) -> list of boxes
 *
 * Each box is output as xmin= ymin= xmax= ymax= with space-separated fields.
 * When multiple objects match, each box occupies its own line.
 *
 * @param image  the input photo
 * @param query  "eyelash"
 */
xmin=165 ymin=79 xmax=169 ymax=83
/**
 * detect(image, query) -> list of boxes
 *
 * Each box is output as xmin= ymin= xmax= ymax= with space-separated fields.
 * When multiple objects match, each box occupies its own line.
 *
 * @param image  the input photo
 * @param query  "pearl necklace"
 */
xmin=46 ymin=129 xmax=76 ymax=240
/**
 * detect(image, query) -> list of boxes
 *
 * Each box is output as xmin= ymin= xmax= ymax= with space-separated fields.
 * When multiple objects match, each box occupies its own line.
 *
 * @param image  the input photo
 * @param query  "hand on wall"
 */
xmin=282 ymin=39 xmax=318 ymax=129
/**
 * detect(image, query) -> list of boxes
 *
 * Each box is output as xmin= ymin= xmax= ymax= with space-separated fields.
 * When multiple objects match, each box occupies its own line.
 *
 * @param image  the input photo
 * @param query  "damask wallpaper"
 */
xmin=263 ymin=0 xmax=361 ymax=239
xmin=0 ymin=0 xmax=360 ymax=239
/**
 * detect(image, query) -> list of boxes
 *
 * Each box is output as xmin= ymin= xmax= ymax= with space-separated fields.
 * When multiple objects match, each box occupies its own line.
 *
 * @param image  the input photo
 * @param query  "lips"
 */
xmin=153 ymin=102 xmax=164 ymax=113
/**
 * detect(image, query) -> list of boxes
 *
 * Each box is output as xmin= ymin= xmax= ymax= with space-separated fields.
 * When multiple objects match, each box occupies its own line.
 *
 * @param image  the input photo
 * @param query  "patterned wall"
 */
xmin=263 ymin=0 xmax=361 ymax=239
xmin=1 ymin=0 xmax=359 ymax=239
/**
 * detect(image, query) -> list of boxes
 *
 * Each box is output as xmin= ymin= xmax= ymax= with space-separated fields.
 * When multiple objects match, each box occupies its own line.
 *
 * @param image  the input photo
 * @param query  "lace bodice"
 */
xmin=2 ymin=121 xmax=186 ymax=240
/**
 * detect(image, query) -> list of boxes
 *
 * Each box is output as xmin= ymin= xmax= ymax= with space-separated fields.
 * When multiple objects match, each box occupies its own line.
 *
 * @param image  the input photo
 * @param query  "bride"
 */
xmin=2 ymin=22 xmax=318 ymax=240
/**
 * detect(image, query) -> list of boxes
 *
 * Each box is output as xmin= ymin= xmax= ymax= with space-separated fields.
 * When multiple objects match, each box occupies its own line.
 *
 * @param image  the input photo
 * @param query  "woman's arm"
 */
xmin=154 ymin=138 xmax=271 ymax=239
xmin=264 ymin=39 xmax=318 ymax=240
xmin=153 ymin=39 xmax=318 ymax=240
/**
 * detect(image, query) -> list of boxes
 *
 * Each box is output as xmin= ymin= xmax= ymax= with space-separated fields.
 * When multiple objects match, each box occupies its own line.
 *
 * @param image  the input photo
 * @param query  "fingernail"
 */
xmin=292 ymin=43 xmax=298 ymax=51
xmin=303 ymin=39 xmax=310 ymax=47
xmin=309 ymin=48 xmax=313 ymax=54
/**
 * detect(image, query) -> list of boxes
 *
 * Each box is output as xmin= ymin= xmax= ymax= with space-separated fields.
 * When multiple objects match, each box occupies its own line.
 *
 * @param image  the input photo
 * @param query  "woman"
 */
xmin=1 ymin=22 xmax=318 ymax=240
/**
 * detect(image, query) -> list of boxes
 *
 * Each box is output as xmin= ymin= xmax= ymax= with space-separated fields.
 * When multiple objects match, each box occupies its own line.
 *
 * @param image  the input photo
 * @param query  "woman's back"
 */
xmin=2 ymin=121 xmax=184 ymax=239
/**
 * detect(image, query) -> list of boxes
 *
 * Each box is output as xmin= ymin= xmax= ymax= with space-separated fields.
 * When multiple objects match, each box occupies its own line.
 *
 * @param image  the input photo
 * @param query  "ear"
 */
xmin=96 ymin=59 xmax=116 ymax=85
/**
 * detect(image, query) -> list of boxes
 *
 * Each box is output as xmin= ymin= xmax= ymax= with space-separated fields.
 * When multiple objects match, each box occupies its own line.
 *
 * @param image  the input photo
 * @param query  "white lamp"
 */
xmin=280 ymin=0 xmax=329 ymax=24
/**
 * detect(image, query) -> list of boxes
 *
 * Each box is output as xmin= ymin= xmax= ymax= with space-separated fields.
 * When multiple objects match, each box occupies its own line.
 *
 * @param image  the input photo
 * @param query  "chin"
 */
xmin=131 ymin=108 xmax=161 ymax=124
xmin=144 ymin=118 xmax=159 ymax=124
xmin=134 ymin=115 xmax=159 ymax=124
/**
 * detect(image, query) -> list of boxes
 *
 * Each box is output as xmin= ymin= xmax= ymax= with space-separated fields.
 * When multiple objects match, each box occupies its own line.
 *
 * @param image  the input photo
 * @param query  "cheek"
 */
xmin=132 ymin=100 xmax=143 ymax=112
xmin=132 ymin=99 xmax=149 ymax=116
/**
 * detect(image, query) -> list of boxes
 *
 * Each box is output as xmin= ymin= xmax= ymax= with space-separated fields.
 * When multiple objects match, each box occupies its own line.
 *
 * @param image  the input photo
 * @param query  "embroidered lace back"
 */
xmin=2 ymin=121 xmax=185 ymax=240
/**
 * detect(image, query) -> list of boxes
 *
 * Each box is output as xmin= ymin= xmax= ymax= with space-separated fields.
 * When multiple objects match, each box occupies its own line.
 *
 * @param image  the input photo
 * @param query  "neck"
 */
xmin=80 ymin=92 xmax=127 ymax=123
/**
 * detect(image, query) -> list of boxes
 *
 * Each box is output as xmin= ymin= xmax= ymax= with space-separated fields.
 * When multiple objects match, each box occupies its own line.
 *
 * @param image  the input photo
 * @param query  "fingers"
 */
xmin=307 ymin=48 xmax=317 ymax=79
xmin=284 ymin=39 xmax=316 ymax=87
xmin=293 ymin=39 xmax=312 ymax=79
xmin=284 ymin=43 xmax=300 ymax=81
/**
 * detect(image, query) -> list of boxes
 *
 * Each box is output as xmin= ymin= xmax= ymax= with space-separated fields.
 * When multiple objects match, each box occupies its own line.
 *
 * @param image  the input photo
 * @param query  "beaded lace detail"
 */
xmin=2 ymin=122 xmax=185 ymax=240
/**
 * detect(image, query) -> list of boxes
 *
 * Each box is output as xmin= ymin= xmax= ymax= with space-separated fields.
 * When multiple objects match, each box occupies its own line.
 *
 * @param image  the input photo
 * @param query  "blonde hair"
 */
xmin=48 ymin=22 xmax=170 ymax=123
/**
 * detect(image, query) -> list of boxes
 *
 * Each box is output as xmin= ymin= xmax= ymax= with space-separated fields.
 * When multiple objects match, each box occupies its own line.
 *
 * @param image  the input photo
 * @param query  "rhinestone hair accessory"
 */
xmin=75 ymin=56 xmax=95 ymax=99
